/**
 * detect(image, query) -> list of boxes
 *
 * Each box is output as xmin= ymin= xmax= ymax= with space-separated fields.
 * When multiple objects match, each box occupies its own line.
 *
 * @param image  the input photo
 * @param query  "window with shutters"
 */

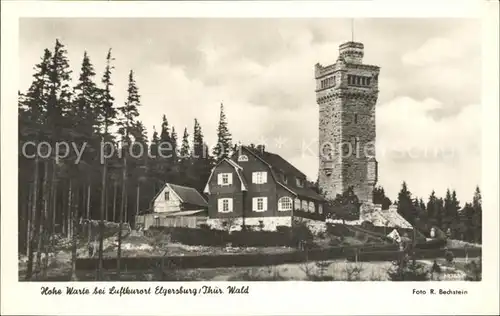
xmin=252 ymin=197 xmax=267 ymax=212
xmin=309 ymin=201 xmax=315 ymax=213
xmin=278 ymin=197 xmax=293 ymax=211
xmin=252 ymin=171 xmax=267 ymax=184
xmin=294 ymin=198 xmax=301 ymax=210
xmin=218 ymin=173 xmax=232 ymax=186
xmin=218 ymin=198 xmax=233 ymax=213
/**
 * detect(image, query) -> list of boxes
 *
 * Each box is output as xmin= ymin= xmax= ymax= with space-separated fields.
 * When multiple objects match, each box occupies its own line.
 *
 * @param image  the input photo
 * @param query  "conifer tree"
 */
xmin=178 ymin=128 xmax=193 ymax=186
xmin=20 ymin=48 xmax=53 ymax=280
xmin=372 ymin=186 xmax=392 ymax=210
xmin=397 ymin=182 xmax=415 ymax=224
xmin=213 ymin=103 xmax=232 ymax=160
xmin=96 ymin=48 xmax=117 ymax=279
xmin=116 ymin=70 xmax=141 ymax=277
xmin=192 ymin=118 xmax=213 ymax=192
xmin=180 ymin=127 xmax=190 ymax=159
xmin=171 ymin=126 xmax=178 ymax=162
xmin=472 ymin=186 xmax=482 ymax=242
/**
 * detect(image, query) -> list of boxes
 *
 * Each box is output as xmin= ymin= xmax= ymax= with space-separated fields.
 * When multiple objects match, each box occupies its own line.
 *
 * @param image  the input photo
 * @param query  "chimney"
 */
xmin=256 ymin=144 xmax=265 ymax=155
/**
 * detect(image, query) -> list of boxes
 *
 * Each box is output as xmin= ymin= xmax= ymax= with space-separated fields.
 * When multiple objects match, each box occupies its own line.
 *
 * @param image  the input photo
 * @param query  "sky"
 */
xmin=19 ymin=18 xmax=481 ymax=204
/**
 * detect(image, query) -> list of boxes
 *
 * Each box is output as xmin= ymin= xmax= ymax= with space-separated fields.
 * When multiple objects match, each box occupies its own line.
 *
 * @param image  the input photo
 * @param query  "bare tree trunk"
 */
xmin=42 ymin=161 xmax=54 ymax=278
xmin=25 ymin=157 xmax=39 ymax=280
xmin=136 ymin=184 xmax=140 ymax=222
xmin=26 ymin=183 xmax=33 ymax=256
xmin=117 ymin=156 xmax=127 ymax=279
xmin=112 ymin=182 xmax=117 ymax=222
xmin=98 ymin=160 xmax=107 ymax=280
xmin=67 ymin=179 xmax=73 ymax=239
xmin=51 ymin=171 xmax=57 ymax=235
xmin=36 ymin=160 xmax=49 ymax=276
xmin=87 ymin=183 xmax=91 ymax=243
xmin=70 ymin=182 xmax=78 ymax=281
xmin=105 ymin=184 xmax=109 ymax=221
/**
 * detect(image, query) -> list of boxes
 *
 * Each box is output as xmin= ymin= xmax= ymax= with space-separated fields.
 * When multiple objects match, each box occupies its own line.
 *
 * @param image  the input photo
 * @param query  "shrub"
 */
xmin=387 ymin=254 xmax=430 ymax=281
xmin=464 ymin=259 xmax=481 ymax=281
xmin=291 ymin=222 xmax=314 ymax=247
xmin=445 ymin=250 xmax=454 ymax=264
xmin=361 ymin=221 xmax=375 ymax=230
xmin=345 ymin=263 xmax=364 ymax=281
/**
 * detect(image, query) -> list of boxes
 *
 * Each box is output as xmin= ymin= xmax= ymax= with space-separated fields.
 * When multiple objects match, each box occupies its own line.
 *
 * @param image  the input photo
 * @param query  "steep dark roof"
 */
xmin=169 ymin=183 xmax=208 ymax=207
xmin=152 ymin=183 xmax=208 ymax=207
xmin=243 ymin=146 xmax=306 ymax=179
xmin=241 ymin=146 xmax=324 ymax=201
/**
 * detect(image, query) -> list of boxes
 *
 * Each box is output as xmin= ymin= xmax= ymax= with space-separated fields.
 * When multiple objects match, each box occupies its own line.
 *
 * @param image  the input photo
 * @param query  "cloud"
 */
xmin=402 ymin=37 xmax=465 ymax=66
xmin=18 ymin=18 xmax=481 ymax=203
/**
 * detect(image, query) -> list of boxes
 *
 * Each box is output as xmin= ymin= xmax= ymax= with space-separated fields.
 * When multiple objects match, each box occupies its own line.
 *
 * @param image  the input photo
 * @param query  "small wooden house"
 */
xmin=136 ymin=183 xmax=208 ymax=230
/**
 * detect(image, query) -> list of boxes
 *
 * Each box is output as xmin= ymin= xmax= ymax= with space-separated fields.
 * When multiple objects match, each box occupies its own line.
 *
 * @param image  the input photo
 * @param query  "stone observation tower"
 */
xmin=315 ymin=41 xmax=380 ymax=203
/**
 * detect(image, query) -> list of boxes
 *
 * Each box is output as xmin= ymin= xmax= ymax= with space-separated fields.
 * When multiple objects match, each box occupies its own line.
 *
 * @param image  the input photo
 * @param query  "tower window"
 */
xmin=347 ymin=75 xmax=352 ymax=85
xmin=367 ymin=78 xmax=371 ymax=85
xmin=354 ymin=113 xmax=358 ymax=124
xmin=356 ymin=76 xmax=361 ymax=85
xmin=362 ymin=77 xmax=366 ymax=85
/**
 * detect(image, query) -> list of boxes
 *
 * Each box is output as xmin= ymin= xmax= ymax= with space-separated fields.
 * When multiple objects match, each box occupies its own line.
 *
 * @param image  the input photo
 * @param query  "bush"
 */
xmin=464 ymin=259 xmax=481 ymax=281
xmin=445 ymin=250 xmax=454 ymax=263
xmin=291 ymin=222 xmax=314 ymax=247
xmin=388 ymin=254 xmax=430 ymax=281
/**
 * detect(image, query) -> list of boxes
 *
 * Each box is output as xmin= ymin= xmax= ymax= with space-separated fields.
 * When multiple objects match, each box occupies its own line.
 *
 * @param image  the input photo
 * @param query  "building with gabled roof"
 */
xmin=203 ymin=145 xmax=325 ymax=231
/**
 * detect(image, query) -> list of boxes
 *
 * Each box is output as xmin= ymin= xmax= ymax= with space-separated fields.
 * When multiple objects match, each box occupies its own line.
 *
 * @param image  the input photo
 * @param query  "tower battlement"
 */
xmin=338 ymin=41 xmax=364 ymax=64
xmin=316 ymin=41 xmax=380 ymax=203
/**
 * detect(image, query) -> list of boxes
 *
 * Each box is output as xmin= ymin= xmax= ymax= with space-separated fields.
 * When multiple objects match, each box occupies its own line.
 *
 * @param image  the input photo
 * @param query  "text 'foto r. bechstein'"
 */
xmin=18 ymin=18 xmax=482 ymax=282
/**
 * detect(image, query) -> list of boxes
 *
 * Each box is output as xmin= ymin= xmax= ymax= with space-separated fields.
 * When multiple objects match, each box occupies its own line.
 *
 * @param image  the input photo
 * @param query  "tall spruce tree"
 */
xmin=397 ymin=182 xmax=415 ymax=224
xmin=213 ymin=103 xmax=232 ymax=160
xmin=372 ymin=186 xmax=392 ymax=210
xmin=472 ymin=186 xmax=482 ymax=243
xmin=20 ymin=48 xmax=53 ymax=280
xmin=171 ymin=126 xmax=178 ymax=162
xmin=193 ymin=118 xmax=213 ymax=192
xmin=96 ymin=48 xmax=117 ymax=279
xmin=116 ymin=70 xmax=141 ymax=277
xmin=178 ymin=127 xmax=193 ymax=186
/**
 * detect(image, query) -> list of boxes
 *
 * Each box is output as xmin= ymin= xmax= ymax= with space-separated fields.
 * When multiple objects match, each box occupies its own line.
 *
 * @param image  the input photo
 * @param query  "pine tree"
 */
xmin=20 ymin=48 xmax=53 ymax=280
xmin=96 ymin=48 xmax=118 ymax=279
xmin=178 ymin=128 xmax=193 ymax=186
xmin=171 ymin=126 xmax=178 ymax=162
xmin=426 ymin=191 xmax=437 ymax=224
xmin=372 ymin=186 xmax=392 ymax=210
xmin=73 ymin=51 xmax=100 ymax=136
xmin=397 ymin=182 xmax=415 ymax=224
xmin=116 ymin=70 xmax=141 ymax=277
xmin=212 ymin=103 xmax=232 ymax=160
xmin=117 ymin=70 xmax=141 ymax=145
xmin=192 ymin=118 xmax=213 ymax=192
xmin=180 ymin=127 xmax=190 ymax=159
xmin=472 ymin=186 xmax=482 ymax=243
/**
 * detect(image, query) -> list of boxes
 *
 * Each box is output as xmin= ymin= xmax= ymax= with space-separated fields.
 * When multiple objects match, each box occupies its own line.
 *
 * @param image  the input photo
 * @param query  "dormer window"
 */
xmin=296 ymin=178 xmax=304 ymax=187
xmin=283 ymin=174 xmax=288 ymax=184
xmin=238 ymin=155 xmax=248 ymax=162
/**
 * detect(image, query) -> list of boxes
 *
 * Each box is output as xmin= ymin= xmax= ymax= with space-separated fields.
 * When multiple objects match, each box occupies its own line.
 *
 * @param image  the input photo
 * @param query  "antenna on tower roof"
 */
xmin=351 ymin=18 xmax=354 ymax=42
